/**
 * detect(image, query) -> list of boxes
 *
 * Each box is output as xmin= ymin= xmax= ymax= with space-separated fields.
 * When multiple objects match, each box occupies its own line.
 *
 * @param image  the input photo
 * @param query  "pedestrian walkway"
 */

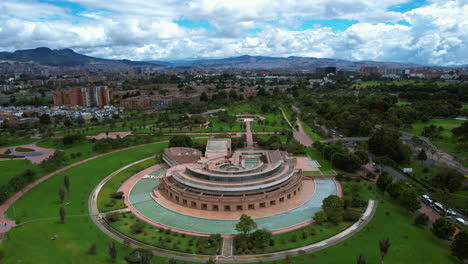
xmin=221 ymin=237 xmax=233 ymax=257
xmin=245 ymin=121 xmax=254 ymax=148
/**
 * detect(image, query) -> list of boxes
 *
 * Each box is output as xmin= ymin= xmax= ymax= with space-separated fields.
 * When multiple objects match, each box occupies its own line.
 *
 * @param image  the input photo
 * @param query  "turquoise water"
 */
xmin=128 ymin=174 xmax=337 ymax=234
xmin=11 ymin=152 xmax=43 ymax=156
xmin=309 ymin=160 xmax=321 ymax=167
xmin=244 ymin=158 xmax=259 ymax=168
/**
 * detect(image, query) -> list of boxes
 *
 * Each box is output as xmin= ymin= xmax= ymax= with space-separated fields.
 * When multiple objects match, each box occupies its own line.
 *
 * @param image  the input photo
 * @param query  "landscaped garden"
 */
xmin=108 ymin=212 xmax=222 ymax=255
xmin=97 ymin=156 xmax=161 ymax=212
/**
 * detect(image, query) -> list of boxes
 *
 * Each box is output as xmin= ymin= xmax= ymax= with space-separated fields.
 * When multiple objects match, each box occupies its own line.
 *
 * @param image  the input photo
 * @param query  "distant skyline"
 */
xmin=0 ymin=0 xmax=466 ymax=66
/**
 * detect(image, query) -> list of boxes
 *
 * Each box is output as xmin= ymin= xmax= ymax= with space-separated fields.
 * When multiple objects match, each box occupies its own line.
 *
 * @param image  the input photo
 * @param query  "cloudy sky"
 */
xmin=0 ymin=0 xmax=467 ymax=65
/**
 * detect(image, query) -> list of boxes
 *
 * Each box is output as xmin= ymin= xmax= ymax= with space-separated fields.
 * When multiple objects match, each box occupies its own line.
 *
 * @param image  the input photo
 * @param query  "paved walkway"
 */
xmin=279 ymin=107 xmax=313 ymax=147
xmin=221 ymin=237 xmax=234 ymax=257
xmin=0 ymin=143 xmax=56 ymax=164
xmin=152 ymin=179 xmax=316 ymax=220
xmin=294 ymin=119 xmax=313 ymax=147
xmin=245 ymin=121 xmax=254 ymax=148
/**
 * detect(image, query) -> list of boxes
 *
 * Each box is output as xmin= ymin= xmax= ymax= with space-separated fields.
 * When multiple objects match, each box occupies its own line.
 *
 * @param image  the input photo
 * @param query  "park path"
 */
xmin=0 ymin=139 xmax=169 ymax=236
xmin=295 ymin=119 xmax=313 ymax=147
xmin=221 ymin=237 xmax=234 ymax=257
xmin=245 ymin=121 xmax=254 ymax=148
xmin=280 ymin=107 xmax=313 ymax=147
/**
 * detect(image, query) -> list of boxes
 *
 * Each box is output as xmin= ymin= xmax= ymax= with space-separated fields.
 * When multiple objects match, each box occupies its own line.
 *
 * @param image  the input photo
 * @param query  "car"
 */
xmin=446 ymin=209 xmax=456 ymax=217
xmin=456 ymin=218 xmax=467 ymax=226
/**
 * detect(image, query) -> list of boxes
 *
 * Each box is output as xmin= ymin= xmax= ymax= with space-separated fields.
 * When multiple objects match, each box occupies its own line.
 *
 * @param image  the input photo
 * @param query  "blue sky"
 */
xmin=0 ymin=0 xmax=466 ymax=66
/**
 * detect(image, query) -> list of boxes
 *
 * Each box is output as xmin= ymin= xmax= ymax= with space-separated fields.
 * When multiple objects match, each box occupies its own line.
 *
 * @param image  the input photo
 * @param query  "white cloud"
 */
xmin=0 ymin=0 xmax=466 ymax=66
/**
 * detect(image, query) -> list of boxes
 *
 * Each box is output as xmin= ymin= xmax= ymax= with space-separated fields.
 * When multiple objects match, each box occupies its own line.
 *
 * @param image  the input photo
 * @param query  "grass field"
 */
xmin=97 ymin=157 xmax=160 ymax=212
xmin=0 ymin=159 xmax=37 ymax=185
xmin=300 ymin=120 xmax=324 ymax=141
xmin=404 ymin=118 xmax=467 ymax=161
xmin=258 ymin=180 xmax=457 ymax=264
xmin=1 ymin=142 xmax=169 ymax=264
xmin=0 ymin=137 xmax=38 ymax=148
xmin=305 ymin=148 xmax=337 ymax=175
xmin=109 ymin=213 xmax=220 ymax=255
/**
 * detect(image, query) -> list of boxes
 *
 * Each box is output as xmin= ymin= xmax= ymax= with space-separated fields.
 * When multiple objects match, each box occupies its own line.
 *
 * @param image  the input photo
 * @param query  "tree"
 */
xmin=39 ymin=114 xmax=51 ymax=125
xmin=368 ymin=129 xmax=411 ymax=163
xmin=169 ymin=135 xmax=193 ymax=148
xmin=88 ymin=244 xmax=97 ymax=255
xmin=252 ymin=229 xmax=272 ymax=248
xmin=399 ymin=188 xmax=421 ymax=212
xmin=379 ymin=238 xmax=390 ymax=264
xmin=235 ymin=214 xmax=257 ymax=235
xmin=432 ymin=169 xmax=464 ymax=192
xmin=64 ymin=175 xmax=70 ymax=192
xmin=414 ymin=213 xmax=429 ymax=227
xmin=322 ymin=195 xmax=344 ymax=224
xmin=356 ymin=253 xmax=366 ymax=264
xmin=451 ymin=229 xmax=468 ymax=260
xmin=432 ymin=217 xmax=455 ymax=240
xmin=59 ymin=207 xmax=65 ymax=223
xmin=376 ymin=172 xmax=392 ymax=192
xmin=417 ymin=149 xmax=427 ymax=162
xmin=313 ymin=210 xmax=327 ymax=225
xmin=108 ymin=242 xmax=117 ymax=262
xmin=59 ymin=187 xmax=65 ymax=203
xmin=200 ymin=92 xmax=209 ymax=101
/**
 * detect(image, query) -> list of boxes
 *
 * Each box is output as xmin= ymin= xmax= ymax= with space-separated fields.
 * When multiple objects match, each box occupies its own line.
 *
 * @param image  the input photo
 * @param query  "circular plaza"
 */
xmin=119 ymin=138 xmax=342 ymax=235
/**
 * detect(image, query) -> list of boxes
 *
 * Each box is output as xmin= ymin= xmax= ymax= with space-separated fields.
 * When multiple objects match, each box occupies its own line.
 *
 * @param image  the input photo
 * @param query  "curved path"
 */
xmin=0 ymin=139 xmax=170 ymax=235
xmin=89 ymin=159 xmax=377 ymax=263
xmin=2 ymin=137 xmax=377 ymax=262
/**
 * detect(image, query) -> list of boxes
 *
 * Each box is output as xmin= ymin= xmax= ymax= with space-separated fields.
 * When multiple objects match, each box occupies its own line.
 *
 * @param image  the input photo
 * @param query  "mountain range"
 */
xmin=0 ymin=47 xmax=452 ymax=70
xmin=153 ymin=55 xmax=424 ymax=70
xmin=0 ymin=47 xmax=154 ymax=67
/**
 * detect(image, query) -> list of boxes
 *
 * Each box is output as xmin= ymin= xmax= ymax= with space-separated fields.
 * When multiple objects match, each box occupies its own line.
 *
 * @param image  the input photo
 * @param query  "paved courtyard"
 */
xmin=0 ymin=143 xmax=55 ymax=163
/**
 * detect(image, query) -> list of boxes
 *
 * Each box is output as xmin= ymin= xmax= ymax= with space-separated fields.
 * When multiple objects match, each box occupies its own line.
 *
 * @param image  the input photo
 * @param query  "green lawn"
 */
xmin=36 ymin=138 xmax=97 ymax=165
xmin=0 ymin=137 xmax=38 ymax=148
xmin=300 ymin=120 xmax=324 ymax=141
xmin=97 ymin=157 xmax=160 ymax=212
xmin=1 ymin=142 xmax=169 ymax=264
xmin=305 ymin=148 xmax=337 ymax=175
xmin=404 ymin=118 xmax=467 ymax=162
xmin=259 ymin=180 xmax=457 ymax=264
xmin=0 ymin=159 xmax=37 ymax=185
xmin=405 ymin=118 xmax=464 ymax=137
xmin=109 ymin=213 xmax=220 ymax=255
xmin=237 ymin=222 xmax=351 ymax=254
xmin=407 ymin=159 xmax=436 ymax=184
xmin=229 ymin=103 xmax=291 ymax=133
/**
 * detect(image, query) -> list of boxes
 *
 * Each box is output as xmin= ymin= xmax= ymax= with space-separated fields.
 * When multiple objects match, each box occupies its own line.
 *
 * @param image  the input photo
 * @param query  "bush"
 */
xmin=110 ymin=192 xmax=124 ymax=199
xmin=414 ymin=213 xmax=429 ymax=227
xmin=88 ymin=244 xmax=97 ymax=255
xmin=130 ymin=220 xmax=145 ymax=234
xmin=344 ymin=208 xmax=363 ymax=221
xmin=105 ymin=212 xmax=120 ymax=222
xmin=313 ymin=211 xmax=327 ymax=225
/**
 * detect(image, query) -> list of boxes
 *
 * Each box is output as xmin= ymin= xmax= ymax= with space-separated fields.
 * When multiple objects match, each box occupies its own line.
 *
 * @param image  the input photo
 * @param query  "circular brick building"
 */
xmin=157 ymin=139 xmax=303 ymax=212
